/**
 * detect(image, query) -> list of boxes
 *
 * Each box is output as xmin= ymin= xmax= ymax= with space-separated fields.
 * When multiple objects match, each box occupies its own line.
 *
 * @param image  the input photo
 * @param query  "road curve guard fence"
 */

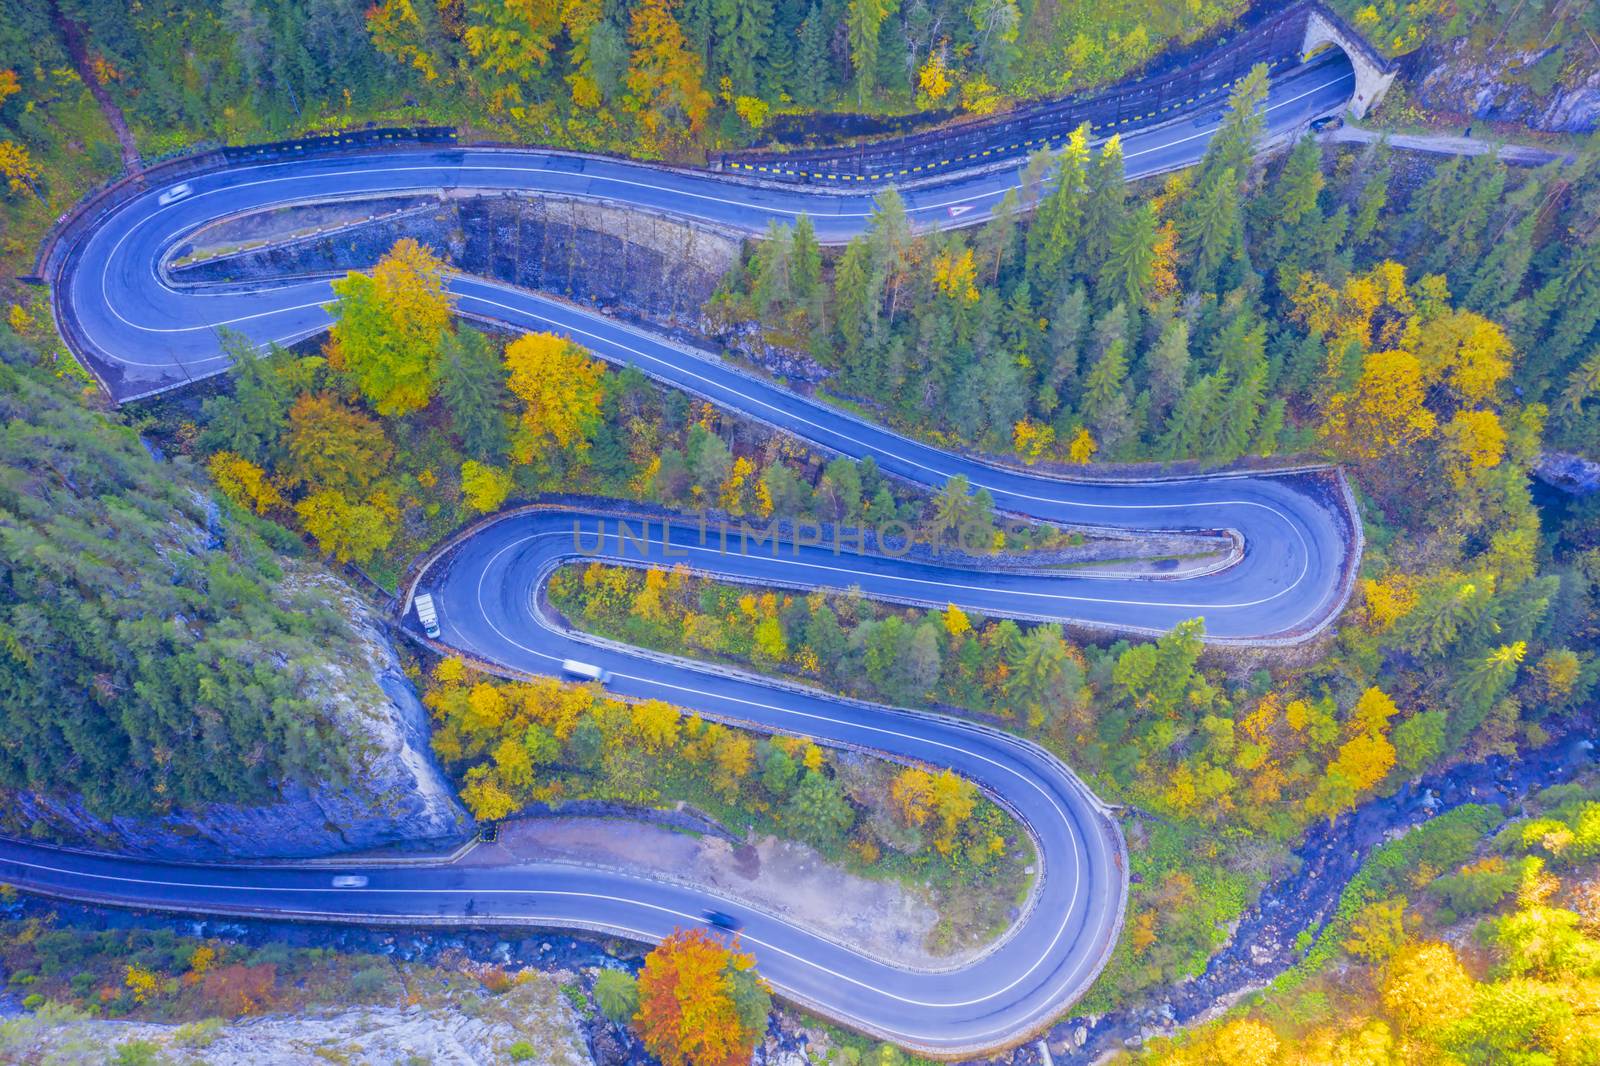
xmin=221 ymin=126 xmax=458 ymax=165
xmin=716 ymin=0 xmax=1385 ymax=185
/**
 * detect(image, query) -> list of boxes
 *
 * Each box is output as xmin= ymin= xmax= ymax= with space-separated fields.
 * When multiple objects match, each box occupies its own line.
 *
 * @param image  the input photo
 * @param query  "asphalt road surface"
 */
xmin=10 ymin=50 xmax=1363 ymax=1054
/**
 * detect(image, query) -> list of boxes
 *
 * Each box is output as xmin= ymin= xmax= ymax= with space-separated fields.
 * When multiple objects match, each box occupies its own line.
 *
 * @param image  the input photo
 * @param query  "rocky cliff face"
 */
xmin=173 ymin=190 xmax=742 ymax=325
xmin=1411 ymin=38 xmax=1600 ymax=133
xmin=11 ymin=578 xmax=472 ymax=860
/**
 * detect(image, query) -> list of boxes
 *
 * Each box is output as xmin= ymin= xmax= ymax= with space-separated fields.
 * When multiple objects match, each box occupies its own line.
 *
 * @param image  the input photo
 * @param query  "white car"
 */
xmin=331 ymin=875 xmax=369 ymax=888
xmin=157 ymin=182 xmax=193 ymax=206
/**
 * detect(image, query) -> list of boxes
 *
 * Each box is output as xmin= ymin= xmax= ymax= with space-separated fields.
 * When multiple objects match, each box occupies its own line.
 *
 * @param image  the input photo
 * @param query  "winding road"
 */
xmin=2 ymin=48 xmax=1365 ymax=1055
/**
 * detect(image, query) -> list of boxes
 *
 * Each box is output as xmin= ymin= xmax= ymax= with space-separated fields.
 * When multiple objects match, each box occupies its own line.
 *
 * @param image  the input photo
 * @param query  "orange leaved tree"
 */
xmin=634 ymin=928 xmax=771 ymax=1066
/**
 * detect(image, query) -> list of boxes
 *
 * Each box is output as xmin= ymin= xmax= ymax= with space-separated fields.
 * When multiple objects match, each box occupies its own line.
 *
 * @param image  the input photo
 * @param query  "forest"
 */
xmin=418 ymin=653 xmax=1030 ymax=948
xmin=0 ymin=331 xmax=380 ymax=819
xmin=1146 ymin=784 xmax=1600 ymax=1066
xmin=715 ymin=72 xmax=1600 ymax=465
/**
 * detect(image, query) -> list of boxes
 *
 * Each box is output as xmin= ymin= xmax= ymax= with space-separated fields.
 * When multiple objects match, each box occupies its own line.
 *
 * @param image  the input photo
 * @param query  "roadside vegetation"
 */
xmin=0 ymin=902 xmax=599 ymax=1064
xmin=418 ymin=654 xmax=1033 ymax=952
xmin=0 ymin=890 xmax=783 ymax=1066
xmin=0 ymin=909 xmax=409 ymax=1024
xmin=598 ymin=929 xmax=771 ymax=1066
xmin=5 ymin=0 xmax=1251 ymax=167
xmin=160 ymin=235 xmax=1078 ymax=590
xmin=1329 ymin=0 xmax=1598 ymax=69
xmin=1140 ymin=778 xmax=1600 ymax=1065
xmin=713 ymin=77 xmax=1600 ymax=465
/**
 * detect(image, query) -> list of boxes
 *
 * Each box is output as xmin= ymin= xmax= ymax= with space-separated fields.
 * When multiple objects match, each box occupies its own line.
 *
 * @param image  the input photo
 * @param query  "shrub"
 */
xmin=594 ymin=968 xmax=640 ymax=1023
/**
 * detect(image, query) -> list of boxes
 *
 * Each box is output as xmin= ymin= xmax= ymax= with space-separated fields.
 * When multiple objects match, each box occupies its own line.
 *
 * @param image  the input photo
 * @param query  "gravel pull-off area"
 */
xmin=0 ymin=977 xmax=590 ymax=1066
xmin=467 ymin=815 xmax=968 ymax=970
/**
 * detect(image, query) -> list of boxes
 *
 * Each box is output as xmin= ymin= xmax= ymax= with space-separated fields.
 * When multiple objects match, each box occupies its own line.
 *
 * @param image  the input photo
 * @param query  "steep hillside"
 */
xmin=0 ymin=330 xmax=468 ymax=857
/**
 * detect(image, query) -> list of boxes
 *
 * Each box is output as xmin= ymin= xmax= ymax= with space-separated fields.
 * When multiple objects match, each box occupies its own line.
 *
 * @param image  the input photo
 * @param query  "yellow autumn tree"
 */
xmin=1321 ymin=349 xmax=1437 ymax=461
xmin=623 ymin=0 xmax=713 ymax=157
xmin=1441 ymin=408 xmax=1506 ymax=486
xmin=635 ymin=929 xmax=769 ymax=1066
xmin=1361 ymin=574 xmax=1416 ymax=631
xmin=464 ymin=682 xmax=511 ymax=734
xmin=942 ymin=603 xmax=972 ymax=638
xmin=890 ymin=767 xmax=976 ymax=854
xmin=366 ymin=0 xmax=451 ymax=81
xmin=460 ymin=459 xmax=515 ymax=512
xmin=1012 ymin=419 xmax=1055 ymax=463
xmin=208 ymin=452 xmax=284 ymax=515
xmin=1349 ymin=687 xmax=1400 ymax=736
xmin=1067 ymin=426 xmax=1098 ymax=464
xmin=7 ymin=303 xmax=33 ymax=337
xmin=707 ymin=726 xmax=753 ymax=800
xmin=502 ymin=332 xmax=606 ymax=463
xmin=917 ymin=48 xmax=951 ymax=103
xmin=1148 ymin=220 xmax=1180 ymax=300
xmin=960 ymin=75 xmax=1003 ymax=114
xmin=294 ymin=489 xmax=398 ymax=564
xmin=1290 ymin=261 xmax=1418 ymax=353
xmin=1381 ymin=941 xmax=1475 ymax=1032
xmin=718 ymin=456 xmax=756 ymax=513
xmin=464 ymin=0 xmax=563 ymax=115
xmin=631 ymin=699 xmax=681 ymax=753
xmin=0 ymin=141 xmax=40 ymax=197
xmin=1163 ymin=1018 xmax=1280 ymax=1066
xmin=460 ymin=764 xmax=521 ymax=820
xmin=932 ymin=246 xmax=980 ymax=303
xmin=124 ymin=965 xmax=160 ymax=1004
xmin=1307 ymin=729 xmax=1395 ymax=821
xmin=327 ymin=238 xmax=453 ymax=416
xmin=1414 ymin=310 xmax=1513 ymax=404
xmin=562 ymin=0 xmax=607 ymax=108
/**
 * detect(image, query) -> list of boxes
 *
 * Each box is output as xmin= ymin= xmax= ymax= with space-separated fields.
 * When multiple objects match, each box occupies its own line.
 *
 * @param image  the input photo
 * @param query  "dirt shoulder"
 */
xmin=462 ymin=814 xmax=993 ymax=971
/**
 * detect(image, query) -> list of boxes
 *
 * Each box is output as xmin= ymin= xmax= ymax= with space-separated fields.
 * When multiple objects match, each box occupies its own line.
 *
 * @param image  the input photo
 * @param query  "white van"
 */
xmin=562 ymin=660 xmax=611 ymax=684
xmin=413 ymin=592 xmax=440 ymax=638
xmin=157 ymin=182 xmax=193 ymax=206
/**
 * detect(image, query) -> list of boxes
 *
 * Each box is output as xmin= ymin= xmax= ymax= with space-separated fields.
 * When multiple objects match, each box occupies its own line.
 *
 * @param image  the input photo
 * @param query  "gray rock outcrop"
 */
xmin=1533 ymin=450 xmax=1600 ymax=495
xmin=2 ymin=973 xmax=591 ymax=1065
xmin=1413 ymin=38 xmax=1600 ymax=133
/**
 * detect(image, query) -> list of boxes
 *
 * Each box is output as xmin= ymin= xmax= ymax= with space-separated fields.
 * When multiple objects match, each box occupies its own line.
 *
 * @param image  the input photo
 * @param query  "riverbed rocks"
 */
xmin=1534 ymin=451 xmax=1600 ymax=495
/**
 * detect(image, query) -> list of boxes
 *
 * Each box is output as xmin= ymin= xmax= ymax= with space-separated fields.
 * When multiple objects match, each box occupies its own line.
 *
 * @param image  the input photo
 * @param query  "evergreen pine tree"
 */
xmin=1025 ymin=124 xmax=1091 ymax=296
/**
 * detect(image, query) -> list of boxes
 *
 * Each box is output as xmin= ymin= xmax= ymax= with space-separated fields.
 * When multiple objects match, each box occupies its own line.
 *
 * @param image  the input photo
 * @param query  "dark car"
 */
xmin=1310 ymin=114 xmax=1343 ymax=133
xmin=703 ymin=910 xmax=742 ymax=931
